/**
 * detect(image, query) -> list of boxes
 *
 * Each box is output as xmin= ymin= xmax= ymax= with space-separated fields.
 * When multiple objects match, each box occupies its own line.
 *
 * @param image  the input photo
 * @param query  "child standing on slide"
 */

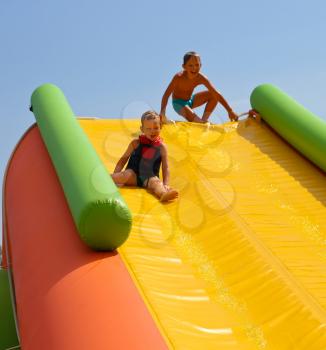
xmin=160 ymin=51 xmax=238 ymax=123
xmin=111 ymin=111 xmax=178 ymax=202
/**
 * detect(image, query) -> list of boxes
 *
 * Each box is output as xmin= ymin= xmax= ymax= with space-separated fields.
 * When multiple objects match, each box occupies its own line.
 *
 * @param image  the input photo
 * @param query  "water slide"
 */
xmin=1 ymin=84 xmax=326 ymax=349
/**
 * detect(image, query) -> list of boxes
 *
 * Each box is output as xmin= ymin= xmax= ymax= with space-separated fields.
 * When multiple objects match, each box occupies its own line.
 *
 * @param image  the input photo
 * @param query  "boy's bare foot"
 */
xmin=161 ymin=114 xmax=175 ymax=125
xmin=160 ymin=189 xmax=179 ymax=202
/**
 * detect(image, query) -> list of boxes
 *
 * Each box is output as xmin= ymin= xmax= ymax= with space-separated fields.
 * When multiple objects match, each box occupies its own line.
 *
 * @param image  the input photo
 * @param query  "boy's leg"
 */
xmin=179 ymin=106 xmax=206 ymax=123
xmin=192 ymin=91 xmax=219 ymax=122
xmin=147 ymin=177 xmax=178 ymax=201
xmin=111 ymin=169 xmax=137 ymax=186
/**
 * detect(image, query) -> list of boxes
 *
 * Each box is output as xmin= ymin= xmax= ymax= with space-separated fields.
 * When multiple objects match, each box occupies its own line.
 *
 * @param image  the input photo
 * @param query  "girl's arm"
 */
xmin=160 ymin=144 xmax=170 ymax=187
xmin=113 ymin=140 xmax=137 ymax=173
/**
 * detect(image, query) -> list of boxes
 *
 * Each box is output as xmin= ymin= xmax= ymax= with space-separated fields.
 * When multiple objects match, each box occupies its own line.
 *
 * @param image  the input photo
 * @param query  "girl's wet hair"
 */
xmin=183 ymin=51 xmax=200 ymax=65
xmin=141 ymin=110 xmax=160 ymax=125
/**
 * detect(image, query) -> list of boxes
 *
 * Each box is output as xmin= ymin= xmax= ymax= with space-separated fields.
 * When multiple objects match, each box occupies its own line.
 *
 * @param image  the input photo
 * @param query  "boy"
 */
xmin=160 ymin=51 xmax=238 ymax=123
xmin=111 ymin=111 xmax=178 ymax=202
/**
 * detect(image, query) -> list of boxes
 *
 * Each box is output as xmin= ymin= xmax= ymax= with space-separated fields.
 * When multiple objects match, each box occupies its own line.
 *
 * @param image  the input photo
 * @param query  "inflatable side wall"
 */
xmin=30 ymin=84 xmax=132 ymax=250
xmin=251 ymin=84 xmax=326 ymax=172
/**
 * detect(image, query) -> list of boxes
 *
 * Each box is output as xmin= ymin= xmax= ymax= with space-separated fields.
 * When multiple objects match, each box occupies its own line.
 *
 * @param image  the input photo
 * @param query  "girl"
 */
xmin=111 ymin=111 xmax=178 ymax=202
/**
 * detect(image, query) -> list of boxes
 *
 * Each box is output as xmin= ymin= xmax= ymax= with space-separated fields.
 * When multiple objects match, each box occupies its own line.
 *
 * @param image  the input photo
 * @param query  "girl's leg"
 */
xmin=111 ymin=169 xmax=137 ymax=186
xmin=192 ymin=91 xmax=219 ymax=121
xmin=147 ymin=177 xmax=178 ymax=201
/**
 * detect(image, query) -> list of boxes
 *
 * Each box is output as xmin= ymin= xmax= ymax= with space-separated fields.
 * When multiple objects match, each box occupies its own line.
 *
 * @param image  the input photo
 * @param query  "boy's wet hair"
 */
xmin=183 ymin=51 xmax=200 ymax=65
xmin=141 ymin=110 xmax=160 ymax=125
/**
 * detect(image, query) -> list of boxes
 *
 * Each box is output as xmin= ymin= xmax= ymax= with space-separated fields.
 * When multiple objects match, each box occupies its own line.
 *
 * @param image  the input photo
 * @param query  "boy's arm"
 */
xmin=160 ymin=75 xmax=177 ymax=121
xmin=160 ymin=144 xmax=170 ymax=187
xmin=201 ymin=75 xmax=238 ymax=121
xmin=113 ymin=140 xmax=136 ymax=173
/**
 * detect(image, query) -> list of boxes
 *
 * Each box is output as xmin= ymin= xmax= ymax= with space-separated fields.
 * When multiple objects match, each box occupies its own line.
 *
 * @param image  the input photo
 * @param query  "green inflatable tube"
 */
xmin=250 ymin=84 xmax=326 ymax=172
xmin=31 ymin=84 xmax=132 ymax=250
xmin=0 ymin=269 xmax=19 ymax=350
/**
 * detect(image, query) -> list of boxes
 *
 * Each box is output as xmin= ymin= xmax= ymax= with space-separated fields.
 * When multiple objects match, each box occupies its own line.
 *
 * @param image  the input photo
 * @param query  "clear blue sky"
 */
xmin=1 ymin=0 xmax=326 ymax=241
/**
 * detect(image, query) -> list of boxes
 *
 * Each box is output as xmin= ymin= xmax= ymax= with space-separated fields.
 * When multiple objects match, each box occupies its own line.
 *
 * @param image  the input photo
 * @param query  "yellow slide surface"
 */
xmin=80 ymin=118 xmax=326 ymax=349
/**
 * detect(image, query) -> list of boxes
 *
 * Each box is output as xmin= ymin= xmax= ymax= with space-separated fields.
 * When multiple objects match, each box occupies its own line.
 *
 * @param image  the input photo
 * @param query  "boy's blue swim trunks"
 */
xmin=172 ymin=95 xmax=195 ymax=114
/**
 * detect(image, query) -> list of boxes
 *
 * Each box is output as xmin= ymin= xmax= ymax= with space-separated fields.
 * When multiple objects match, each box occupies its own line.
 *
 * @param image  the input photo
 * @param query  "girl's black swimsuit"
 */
xmin=126 ymin=135 xmax=162 ymax=187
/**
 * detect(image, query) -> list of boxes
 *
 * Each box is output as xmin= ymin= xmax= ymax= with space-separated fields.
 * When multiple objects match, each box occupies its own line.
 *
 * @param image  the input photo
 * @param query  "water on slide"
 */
xmin=79 ymin=118 xmax=326 ymax=350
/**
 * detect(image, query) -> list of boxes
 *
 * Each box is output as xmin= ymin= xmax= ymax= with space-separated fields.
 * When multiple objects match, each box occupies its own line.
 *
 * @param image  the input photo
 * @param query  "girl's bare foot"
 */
xmin=160 ymin=189 xmax=179 ymax=202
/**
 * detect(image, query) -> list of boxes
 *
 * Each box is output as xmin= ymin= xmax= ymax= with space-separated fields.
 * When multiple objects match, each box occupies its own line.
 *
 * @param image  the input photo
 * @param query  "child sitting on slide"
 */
xmin=111 ymin=111 xmax=178 ymax=202
xmin=160 ymin=51 xmax=238 ymax=123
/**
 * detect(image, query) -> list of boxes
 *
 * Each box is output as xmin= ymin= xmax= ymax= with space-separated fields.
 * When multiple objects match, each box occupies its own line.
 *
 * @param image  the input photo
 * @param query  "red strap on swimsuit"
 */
xmin=139 ymin=135 xmax=163 ymax=146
